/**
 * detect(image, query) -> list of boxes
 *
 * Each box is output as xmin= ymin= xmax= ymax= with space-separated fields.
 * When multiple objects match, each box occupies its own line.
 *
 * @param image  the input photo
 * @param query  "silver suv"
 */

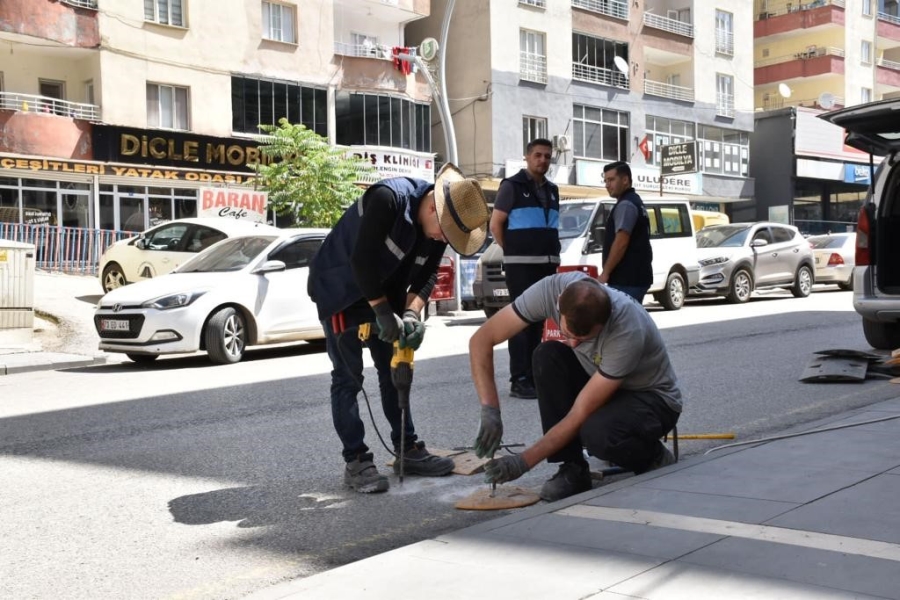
xmin=692 ymin=222 xmax=815 ymax=303
xmin=821 ymin=99 xmax=900 ymax=349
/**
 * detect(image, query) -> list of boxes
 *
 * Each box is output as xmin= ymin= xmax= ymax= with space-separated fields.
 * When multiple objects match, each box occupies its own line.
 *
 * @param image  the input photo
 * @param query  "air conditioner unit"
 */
xmin=553 ymin=134 xmax=571 ymax=152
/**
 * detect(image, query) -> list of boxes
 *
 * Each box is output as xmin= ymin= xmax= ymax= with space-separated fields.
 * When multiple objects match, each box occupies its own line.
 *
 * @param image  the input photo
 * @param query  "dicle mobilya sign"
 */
xmin=659 ymin=142 xmax=698 ymax=176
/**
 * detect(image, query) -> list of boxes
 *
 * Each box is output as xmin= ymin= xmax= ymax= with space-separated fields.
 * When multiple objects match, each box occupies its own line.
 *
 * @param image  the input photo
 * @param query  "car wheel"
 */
xmin=791 ymin=265 xmax=813 ymax=298
xmin=484 ymin=307 xmax=499 ymax=318
xmin=838 ymin=278 xmax=853 ymax=291
xmin=725 ymin=269 xmax=753 ymax=304
xmin=205 ymin=307 xmax=246 ymax=364
xmin=102 ymin=262 xmax=127 ymax=293
xmin=862 ymin=317 xmax=900 ymax=350
xmin=126 ymin=354 xmax=158 ymax=364
xmin=658 ymin=272 xmax=686 ymax=311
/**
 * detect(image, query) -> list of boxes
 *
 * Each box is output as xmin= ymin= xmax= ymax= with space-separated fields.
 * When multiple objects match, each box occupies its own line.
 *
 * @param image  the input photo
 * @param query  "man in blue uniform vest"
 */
xmin=490 ymin=139 xmax=560 ymax=399
xmin=600 ymin=161 xmax=653 ymax=302
xmin=309 ymin=163 xmax=490 ymax=493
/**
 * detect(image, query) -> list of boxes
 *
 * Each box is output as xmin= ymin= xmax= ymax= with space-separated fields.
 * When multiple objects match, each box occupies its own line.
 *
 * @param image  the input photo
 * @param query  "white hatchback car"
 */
xmin=94 ymin=229 xmax=328 ymax=364
xmin=98 ymin=217 xmax=280 ymax=293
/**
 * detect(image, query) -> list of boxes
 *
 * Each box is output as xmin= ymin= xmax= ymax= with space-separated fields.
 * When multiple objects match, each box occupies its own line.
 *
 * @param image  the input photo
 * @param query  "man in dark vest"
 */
xmin=600 ymin=161 xmax=653 ymax=303
xmin=490 ymin=138 xmax=560 ymax=399
xmin=309 ymin=164 xmax=490 ymax=493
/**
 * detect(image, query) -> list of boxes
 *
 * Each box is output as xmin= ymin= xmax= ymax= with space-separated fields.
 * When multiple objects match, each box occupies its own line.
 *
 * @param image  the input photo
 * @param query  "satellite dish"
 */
xmin=419 ymin=37 xmax=439 ymax=62
xmin=818 ymin=92 xmax=835 ymax=109
xmin=778 ymin=83 xmax=792 ymax=98
xmin=613 ymin=56 xmax=629 ymax=77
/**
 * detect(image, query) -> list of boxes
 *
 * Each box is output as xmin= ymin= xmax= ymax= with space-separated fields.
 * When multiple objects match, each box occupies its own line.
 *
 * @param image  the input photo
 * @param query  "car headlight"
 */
xmin=143 ymin=291 xmax=207 ymax=310
xmin=699 ymin=256 xmax=730 ymax=267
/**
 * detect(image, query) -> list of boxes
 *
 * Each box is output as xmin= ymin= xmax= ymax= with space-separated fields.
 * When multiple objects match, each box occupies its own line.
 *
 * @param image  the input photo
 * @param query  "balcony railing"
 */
xmin=571 ymin=0 xmax=628 ymax=21
xmin=644 ymin=79 xmax=694 ymax=102
xmin=758 ymin=0 xmax=844 ymax=19
xmin=0 ymin=92 xmax=101 ymax=121
xmin=520 ymin=52 xmax=548 ymax=84
xmin=877 ymin=56 xmax=900 ymax=70
xmin=333 ymin=42 xmax=394 ymax=60
xmin=572 ymin=62 xmax=629 ymax=89
xmin=643 ymin=12 xmax=693 ymax=38
xmin=716 ymin=31 xmax=734 ymax=55
xmin=754 ymin=46 xmax=845 ymax=67
xmin=716 ymin=93 xmax=735 ymax=117
xmin=61 ymin=0 xmax=98 ymax=8
xmin=762 ymin=95 xmax=844 ymax=110
xmin=878 ymin=11 xmax=900 ymax=26
xmin=519 ymin=0 xmax=546 ymax=7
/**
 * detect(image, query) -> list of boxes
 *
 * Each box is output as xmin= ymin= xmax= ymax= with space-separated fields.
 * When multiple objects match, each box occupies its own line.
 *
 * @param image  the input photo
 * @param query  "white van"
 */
xmin=473 ymin=197 xmax=700 ymax=313
xmin=555 ymin=197 xmax=700 ymax=310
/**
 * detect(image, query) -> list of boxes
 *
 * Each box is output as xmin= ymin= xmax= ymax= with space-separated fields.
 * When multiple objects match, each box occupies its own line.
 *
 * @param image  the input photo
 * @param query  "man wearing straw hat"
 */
xmin=309 ymin=163 xmax=490 ymax=493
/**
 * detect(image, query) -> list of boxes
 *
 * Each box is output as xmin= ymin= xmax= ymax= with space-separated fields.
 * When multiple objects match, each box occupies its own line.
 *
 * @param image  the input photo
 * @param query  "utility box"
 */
xmin=0 ymin=240 xmax=36 ymax=348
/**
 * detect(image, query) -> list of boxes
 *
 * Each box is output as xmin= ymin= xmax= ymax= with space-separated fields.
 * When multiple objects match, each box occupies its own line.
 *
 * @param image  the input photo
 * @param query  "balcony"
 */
xmin=61 ymin=0 xmax=98 ymax=8
xmin=644 ymin=79 xmax=694 ymax=102
xmin=520 ymin=53 xmax=548 ymax=84
xmin=0 ymin=0 xmax=99 ymax=48
xmin=334 ymin=41 xmax=394 ymax=61
xmin=755 ymin=0 xmax=844 ymax=38
xmin=754 ymin=46 xmax=845 ymax=85
xmin=877 ymin=12 xmax=900 ymax=46
xmin=876 ymin=56 xmax=900 ymax=90
xmin=643 ymin=12 xmax=693 ymax=38
xmin=716 ymin=93 xmax=735 ymax=118
xmin=0 ymin=92 xmax=101 ymax=121
xmin=760 ymin=94 xmax=844 ymax=111
xmin=571 ymin=0 xmax=629 ymax=21
xmin=572 ymin=62 xmax=629 ymax=89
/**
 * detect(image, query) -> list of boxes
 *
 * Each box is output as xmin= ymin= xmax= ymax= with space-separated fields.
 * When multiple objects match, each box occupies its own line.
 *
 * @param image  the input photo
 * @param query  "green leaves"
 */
xmin=250 ymin=119 xmax=375 ymax=228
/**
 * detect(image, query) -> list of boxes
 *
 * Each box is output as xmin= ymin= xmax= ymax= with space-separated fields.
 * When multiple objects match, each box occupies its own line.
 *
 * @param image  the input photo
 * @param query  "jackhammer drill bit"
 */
xmin=391 ymin=343 xmax=414 ymax=485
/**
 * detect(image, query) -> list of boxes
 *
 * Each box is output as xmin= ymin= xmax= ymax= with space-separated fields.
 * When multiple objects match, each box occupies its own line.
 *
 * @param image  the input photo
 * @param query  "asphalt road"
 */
xmin=2 ymin=287 xmax=897 ymax=600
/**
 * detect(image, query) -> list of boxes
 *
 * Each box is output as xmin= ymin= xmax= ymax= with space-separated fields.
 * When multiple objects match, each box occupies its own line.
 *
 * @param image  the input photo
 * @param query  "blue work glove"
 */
xmin=372 ymin=302 xmax=403 ymax=343
xmin=474 ymin=405 xmax=503 ymax=459
xmin=399 ymin=309 xmax=425 ymax=350
xmin=484 ymin=454 xmax=529 ymax=485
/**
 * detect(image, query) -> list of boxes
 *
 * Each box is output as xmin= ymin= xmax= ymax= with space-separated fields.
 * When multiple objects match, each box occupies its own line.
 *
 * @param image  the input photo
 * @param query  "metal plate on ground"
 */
xmin=454 ymin=485 xmax=541 ymax=511
xmin=800 ymin=356 xmax=868 ymax=382
xmin=814 ymin=348 xmax=884 ymax=362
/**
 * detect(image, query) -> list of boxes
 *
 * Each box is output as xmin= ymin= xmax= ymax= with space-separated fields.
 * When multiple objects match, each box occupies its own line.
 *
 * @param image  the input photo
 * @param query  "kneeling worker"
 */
xmin=470 ymin=271 xmax=682 ymax=502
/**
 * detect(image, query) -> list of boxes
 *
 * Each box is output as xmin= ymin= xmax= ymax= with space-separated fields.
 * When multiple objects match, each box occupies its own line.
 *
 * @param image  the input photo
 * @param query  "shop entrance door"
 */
xmin=116 ymin=187 xmax=149 ymax=232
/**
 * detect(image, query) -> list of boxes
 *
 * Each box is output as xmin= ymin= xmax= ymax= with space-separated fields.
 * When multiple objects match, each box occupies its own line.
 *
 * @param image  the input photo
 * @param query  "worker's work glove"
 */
xmin=373 ymin=302 xmax=403 ymax=343
xmin=474 ymin=405 xmax=503 ymax=459
xmin=484 ymin=454 xmax=529 ymax=485
xmin=399 ymin=309 xmax=425 ymax=350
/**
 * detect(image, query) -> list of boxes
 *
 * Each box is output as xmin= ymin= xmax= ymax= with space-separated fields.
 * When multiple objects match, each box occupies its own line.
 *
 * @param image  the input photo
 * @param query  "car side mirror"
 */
xmin=586 ymin=226 xmax=605 ymax=254
xmin=253 ymin=259 xmax=287 ymax=274
xmin=135 ymin=238 xmax=147 ymax=249
xmin=750 ymin=239 xmax=768 ymax=248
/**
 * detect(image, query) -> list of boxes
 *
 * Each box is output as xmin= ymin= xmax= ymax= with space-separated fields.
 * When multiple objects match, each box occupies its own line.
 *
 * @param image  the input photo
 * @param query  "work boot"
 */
xmin=393 ymin=441 xmax=454 ymax=477
xmin=539 ymin=461 xmax=592 ymax=502
xmin=344 ymin=453 xmax=389 ymax=493
xmin=509 ymin=379 xmax=537 ymax=399
xmin=647 ymin=442 xmax=677 ymax=471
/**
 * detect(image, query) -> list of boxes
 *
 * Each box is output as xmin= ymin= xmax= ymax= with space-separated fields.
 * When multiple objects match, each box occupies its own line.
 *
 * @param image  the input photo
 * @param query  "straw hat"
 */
xmin=433 ymin=163 xmax=489 ymax=257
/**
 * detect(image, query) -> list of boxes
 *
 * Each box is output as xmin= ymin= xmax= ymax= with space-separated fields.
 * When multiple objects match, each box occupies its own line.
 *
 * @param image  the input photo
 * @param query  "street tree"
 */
xmin=252 ymin=119 xmax=375 ymax=227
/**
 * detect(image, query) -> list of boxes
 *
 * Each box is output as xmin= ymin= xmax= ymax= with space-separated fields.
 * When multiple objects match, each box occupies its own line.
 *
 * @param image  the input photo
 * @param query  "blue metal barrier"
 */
xmin=0 ymin=224 xmax=129 ymax=275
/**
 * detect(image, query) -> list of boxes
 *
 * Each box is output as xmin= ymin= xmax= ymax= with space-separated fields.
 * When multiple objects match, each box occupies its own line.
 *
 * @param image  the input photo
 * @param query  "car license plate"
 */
xmin=101 ymin=319 xmax=130 ymax=332
xmin=494 ymin=288 xmax=509 ymax=297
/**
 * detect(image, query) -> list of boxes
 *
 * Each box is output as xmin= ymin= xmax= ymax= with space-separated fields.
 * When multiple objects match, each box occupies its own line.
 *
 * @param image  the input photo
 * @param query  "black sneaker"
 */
xmin=647 ymin=442 xmax=677 ymax=471
xmin=540 ymin=461 xmax=592 ymax=502
xmin=344 ymin=453 xmax=389 ymax=493
xmin=393 ymin=441 xmax=454 ymax=476
xmin=510 ymin=379 xmax=537 ymax=399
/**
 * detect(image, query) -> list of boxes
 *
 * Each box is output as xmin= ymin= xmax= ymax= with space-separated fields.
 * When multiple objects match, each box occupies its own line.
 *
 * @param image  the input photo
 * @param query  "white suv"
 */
xmin=821 ymin=99 xmax=900 ymax=349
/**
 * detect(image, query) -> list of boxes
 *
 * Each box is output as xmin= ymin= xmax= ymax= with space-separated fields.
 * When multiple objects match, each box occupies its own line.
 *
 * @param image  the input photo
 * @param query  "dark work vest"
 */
xmin=500 ymin=169 xmax=560 ymax=265
xmin=602 ymin=189 xmax=653 ymax=287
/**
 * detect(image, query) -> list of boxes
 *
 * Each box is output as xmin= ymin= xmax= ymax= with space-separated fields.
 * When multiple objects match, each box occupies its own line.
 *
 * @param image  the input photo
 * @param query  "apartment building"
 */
xmin=751 ymin=0 xmax=899 ymax=232
xmin=0 ymin=0 xmax=434 ymax=232
xmin=407 ymin=0 xmax=755 ymax=212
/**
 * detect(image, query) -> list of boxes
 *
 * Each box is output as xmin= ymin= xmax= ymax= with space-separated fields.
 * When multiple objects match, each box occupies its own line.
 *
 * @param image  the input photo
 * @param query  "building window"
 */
xmin=861 ymin=87 xmax=872 ymax=103
xmin=862 ymin=41 xmax=872 ymax=64
xmin=863 ymin=0 xmax=872 ymax=16
xmin=645 ymin=116 xmax=695 ymax=167
xmin=572 ymin=33 xmax=629 ymax=89
xmin=520 ymin=29 xmax=547 ymax=84
xmin=335 ymin=91 xmax=431 ymax=153
xmin=231 ymin=76 xmax=326 ymax=136
xmin=716 ymin=73 xmax=734 ymax=117
xmin=572 ymin=104 xmax=629 ymax=161
xmin=519 ymin=0 xmax=546 ymax=7
xmin=523 ymin=116 xmax=548 ymax=155
xmin=147 ymin=83 xmax=189 ymax=130
xmin=262 ymin=1 xmax=296 ymax=43
xmin=698 ymin=126 xmax=748 ymax=177
xmin=144 ymin=0 xmax=184 ymax=27
xmin=715 ymin=10 xmax=734 ymax=56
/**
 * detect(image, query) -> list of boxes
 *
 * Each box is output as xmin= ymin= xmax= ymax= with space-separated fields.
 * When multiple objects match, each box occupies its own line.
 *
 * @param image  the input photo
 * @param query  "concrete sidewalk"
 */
xmin=0 ymin=271 xmax=114 ymax=375
xmin=248 ymin=397 xmax=900 ymax=600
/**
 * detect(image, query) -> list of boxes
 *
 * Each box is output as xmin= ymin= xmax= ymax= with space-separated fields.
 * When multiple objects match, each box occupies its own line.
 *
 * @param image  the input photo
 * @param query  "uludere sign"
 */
xmin=660 ymin=142 xmax=698 ymax=176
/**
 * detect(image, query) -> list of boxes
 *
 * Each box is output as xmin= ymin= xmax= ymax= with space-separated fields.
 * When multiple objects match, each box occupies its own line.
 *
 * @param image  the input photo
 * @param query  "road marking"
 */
xmin=556 ymin=505 xmax=900 ymax=562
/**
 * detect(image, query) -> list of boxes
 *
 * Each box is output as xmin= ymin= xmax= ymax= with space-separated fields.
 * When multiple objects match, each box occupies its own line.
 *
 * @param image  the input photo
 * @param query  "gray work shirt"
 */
xmin=511 ymin=271 xmax=683 ymax=412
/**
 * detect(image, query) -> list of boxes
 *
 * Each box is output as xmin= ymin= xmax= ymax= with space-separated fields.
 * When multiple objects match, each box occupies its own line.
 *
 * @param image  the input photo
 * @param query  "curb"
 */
xmin=0 ymin=353 xmax=108 ymax=376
